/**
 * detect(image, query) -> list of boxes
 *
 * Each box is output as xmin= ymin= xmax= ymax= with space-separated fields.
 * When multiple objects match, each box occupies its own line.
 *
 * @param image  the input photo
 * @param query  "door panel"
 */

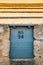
xmin=10 ymin=27 xmax=34 ymax=58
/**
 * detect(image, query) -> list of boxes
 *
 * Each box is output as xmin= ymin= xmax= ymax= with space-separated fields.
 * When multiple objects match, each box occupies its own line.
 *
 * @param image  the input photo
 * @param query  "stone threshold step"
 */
xmin=10 ymin=58 xmax=34 ymax=61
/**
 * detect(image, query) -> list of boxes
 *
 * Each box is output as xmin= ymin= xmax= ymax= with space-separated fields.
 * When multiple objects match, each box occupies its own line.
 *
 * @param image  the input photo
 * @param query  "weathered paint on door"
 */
xmin=10 ymin=27 xmax=34 ymax=58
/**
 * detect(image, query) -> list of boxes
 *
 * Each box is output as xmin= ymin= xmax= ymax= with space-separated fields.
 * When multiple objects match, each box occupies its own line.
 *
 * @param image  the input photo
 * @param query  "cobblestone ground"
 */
xmin=0 ymin=59 xmax=35 ymax=65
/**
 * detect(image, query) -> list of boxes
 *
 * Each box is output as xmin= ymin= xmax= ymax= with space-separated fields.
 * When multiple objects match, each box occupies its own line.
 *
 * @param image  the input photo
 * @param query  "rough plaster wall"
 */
xmin=34 ymin=24 xmax=43 ymax=65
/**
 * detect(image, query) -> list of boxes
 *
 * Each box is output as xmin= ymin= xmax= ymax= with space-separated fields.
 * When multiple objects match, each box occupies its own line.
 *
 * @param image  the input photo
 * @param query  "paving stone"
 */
xmin=10 ymin=59 xmax=35 ymax=65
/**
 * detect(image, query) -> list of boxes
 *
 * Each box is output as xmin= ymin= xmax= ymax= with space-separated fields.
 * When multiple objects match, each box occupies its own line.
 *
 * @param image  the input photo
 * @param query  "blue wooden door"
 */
xmin=10 ymin=27 xmax=34 ymax=58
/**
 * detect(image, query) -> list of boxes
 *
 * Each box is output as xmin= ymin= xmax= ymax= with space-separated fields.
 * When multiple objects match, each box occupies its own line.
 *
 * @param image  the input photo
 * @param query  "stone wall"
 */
xmin=0 ymin=24 xmax=43 ymax=65
xmin=34 ymin=24 xmax=43 ymax=65
xmin=0 ymin=25 xmax=10 ymax=65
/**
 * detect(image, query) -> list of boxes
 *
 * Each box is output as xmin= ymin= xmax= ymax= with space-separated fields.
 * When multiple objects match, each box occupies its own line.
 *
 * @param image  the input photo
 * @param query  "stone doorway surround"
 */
xmin=0 ymin=24 xmax=43 ymax=65
xmin=0 ymin=25 xmax=10 ymax=65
